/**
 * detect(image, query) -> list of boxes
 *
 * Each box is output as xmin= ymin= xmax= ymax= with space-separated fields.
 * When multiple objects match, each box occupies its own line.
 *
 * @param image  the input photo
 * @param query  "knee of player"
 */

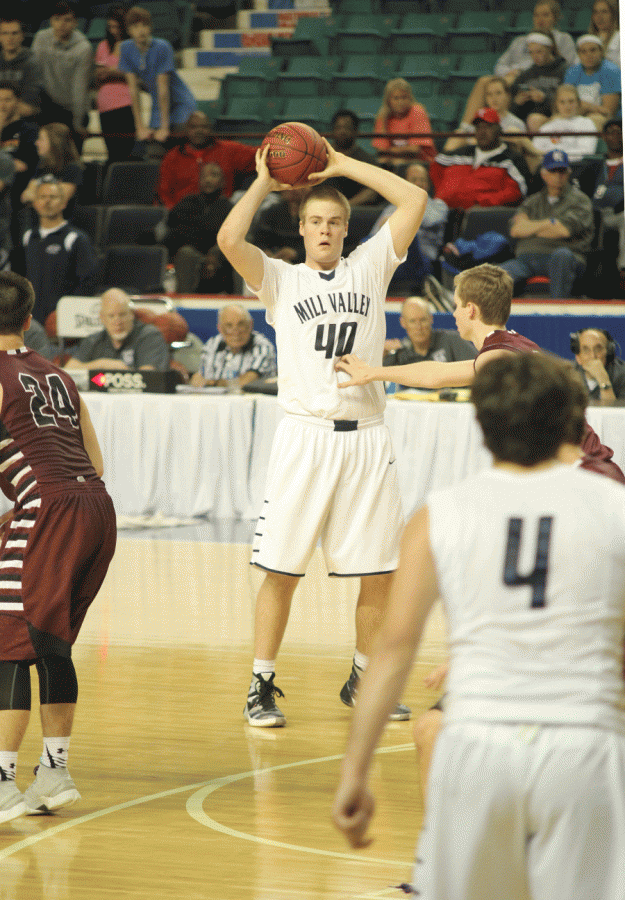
xmin=412 ymin=708 xmax=443 ymax=751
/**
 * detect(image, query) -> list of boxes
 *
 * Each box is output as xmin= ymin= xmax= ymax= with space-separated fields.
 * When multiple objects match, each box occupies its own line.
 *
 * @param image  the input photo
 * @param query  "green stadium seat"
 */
xmin=332 ymin=56 xmax=386 ymax=99
xmin=388 ymin=13 xmax=450 ymax=55
xmin=448 ymin=53 xmax=499 ymax=96
xmin=275 ymin=57 xmax=339 ymax=98
xmin=271 ymin=17 xmax=332 ymax=57
xmin=220 ymin=58 xmax=282 ymax=102
xmin=398 ymin=57 xmax=446 ymax=98
xmin=344 ymin=96 xmax=382 ymax=135
xmin=571 ymin=9 xmax=591 ymax=36
xmin=215 ymin=98 xmax=272 ymax=138
xmin=197 ymin=98 xmax=225 ymax=121
xmin=276 ymin=98 xmax=341 ymax=134
xmin=506 ymin=10 xmax=533 ymax=36
xmin=449 ymin=11 xmax=512 ymax=53
xmin=332 ymin=14 xmax=398 ymax=56
xmin=425 ymin=96 xmax=461 ymax=133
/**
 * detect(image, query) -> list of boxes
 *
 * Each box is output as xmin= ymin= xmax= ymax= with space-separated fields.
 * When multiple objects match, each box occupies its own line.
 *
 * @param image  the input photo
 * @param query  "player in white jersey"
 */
xmin=217 ymin=141 xmax=427 ymax=727
xmin=333 ymin=352 xmax=625 ymax=900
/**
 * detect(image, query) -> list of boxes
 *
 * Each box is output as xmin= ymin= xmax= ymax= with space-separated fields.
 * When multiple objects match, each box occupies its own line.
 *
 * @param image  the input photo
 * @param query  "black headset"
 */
xmin=570 ymin=329 xmax=617 ymax=366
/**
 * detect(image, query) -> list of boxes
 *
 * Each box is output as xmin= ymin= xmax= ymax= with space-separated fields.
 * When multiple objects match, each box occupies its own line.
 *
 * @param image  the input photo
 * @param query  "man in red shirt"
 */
xmin=429 ymin=107 xmax=531 ymax=210
xmin=157 ymin=110 xmax=256 ymax=208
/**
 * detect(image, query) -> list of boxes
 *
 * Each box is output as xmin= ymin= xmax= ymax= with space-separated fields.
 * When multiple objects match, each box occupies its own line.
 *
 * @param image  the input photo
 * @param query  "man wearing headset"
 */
xmin=571 ymin=327 xmax=625 ymax=401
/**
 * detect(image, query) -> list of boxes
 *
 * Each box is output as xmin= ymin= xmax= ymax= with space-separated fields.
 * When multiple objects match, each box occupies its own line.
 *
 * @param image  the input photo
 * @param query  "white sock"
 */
xmin=41 ymin=737 xmax=70 ymax=769
xmin=353 ymin=650 xmax=369 ymax=672
xmin=0 ymin=751 xmax=18 ymax=781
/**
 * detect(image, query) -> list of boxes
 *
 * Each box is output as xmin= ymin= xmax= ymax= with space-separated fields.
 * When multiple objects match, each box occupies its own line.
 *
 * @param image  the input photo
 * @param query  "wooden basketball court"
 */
xmin=0 ymin=529 xmax=447 ymax=900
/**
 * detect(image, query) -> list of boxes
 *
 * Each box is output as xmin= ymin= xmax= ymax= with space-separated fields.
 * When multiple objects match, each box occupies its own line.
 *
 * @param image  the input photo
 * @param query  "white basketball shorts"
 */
xmin=411 ymin=721 xmax=625 ymax=900
xmin=252 ymin=414 xmax=404 ymax=576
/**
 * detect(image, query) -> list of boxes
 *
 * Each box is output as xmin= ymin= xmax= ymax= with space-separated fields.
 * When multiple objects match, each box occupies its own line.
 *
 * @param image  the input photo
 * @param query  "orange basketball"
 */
xmin=261 ymin=122 xmax=328 ymax=187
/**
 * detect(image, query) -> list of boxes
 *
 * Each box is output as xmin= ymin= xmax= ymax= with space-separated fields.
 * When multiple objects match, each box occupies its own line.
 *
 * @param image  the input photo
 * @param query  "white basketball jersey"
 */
xmin=427 ymin=465 xmax=625 ymax=731
xmin=251 ymin=223 xmax=403 ymax=420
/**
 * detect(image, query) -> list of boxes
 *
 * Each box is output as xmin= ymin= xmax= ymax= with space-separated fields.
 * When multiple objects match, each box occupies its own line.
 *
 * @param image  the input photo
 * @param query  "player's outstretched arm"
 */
xmin=333 ymin=507 xmax=439 ymax=848
xmin=309 ymin=140 xmax=427 ymax=259
xmin=335 ymin=354 xmax=476 ymax=389
xmin=217 ymin=146 xmax=292 ymax=293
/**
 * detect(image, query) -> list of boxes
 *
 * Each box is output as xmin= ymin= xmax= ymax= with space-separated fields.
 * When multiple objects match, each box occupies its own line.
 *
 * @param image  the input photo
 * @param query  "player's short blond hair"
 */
xmin=298 ymin=185 xmax=351 ymax=224
xmin=454 ymin=264 xmax=513 ymax=326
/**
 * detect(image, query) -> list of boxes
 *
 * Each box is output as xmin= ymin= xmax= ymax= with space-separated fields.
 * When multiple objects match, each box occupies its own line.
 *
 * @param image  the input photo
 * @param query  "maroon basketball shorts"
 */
xmin=0 ymin=483 xmax=117 ymax=660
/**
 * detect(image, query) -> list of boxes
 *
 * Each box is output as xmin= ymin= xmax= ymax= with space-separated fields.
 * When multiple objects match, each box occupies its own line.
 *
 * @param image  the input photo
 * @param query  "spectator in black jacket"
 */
xmin=22 ymin=176 xmax=98 ymax=325
xmin=165 ymin=162 xmax=233 ymax=293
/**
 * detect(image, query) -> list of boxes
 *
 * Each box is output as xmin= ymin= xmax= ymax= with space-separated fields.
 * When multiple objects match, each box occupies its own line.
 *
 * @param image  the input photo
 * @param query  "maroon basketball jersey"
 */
xmin=0 ymin=348 xmax=99 ymax=498
xmin=477 ymin=330 xmax=541 ymax=358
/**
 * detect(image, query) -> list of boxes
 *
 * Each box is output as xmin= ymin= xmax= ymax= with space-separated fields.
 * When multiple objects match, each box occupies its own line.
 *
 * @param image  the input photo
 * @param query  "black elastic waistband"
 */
xmin=333 ymin=420 xmax=358 ymax=431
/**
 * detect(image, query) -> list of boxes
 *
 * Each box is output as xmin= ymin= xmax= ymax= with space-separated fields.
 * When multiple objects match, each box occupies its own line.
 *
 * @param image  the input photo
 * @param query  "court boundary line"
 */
xmin=0 ymin=743 xmax=413 ymax=869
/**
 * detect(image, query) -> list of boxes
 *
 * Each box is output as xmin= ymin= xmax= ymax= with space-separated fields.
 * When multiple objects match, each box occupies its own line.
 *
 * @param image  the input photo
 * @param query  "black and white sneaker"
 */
xmin=244 ymin=673 xmax=286 ymax=727
xmin=340 ymin=665 xmax=411 ymax=721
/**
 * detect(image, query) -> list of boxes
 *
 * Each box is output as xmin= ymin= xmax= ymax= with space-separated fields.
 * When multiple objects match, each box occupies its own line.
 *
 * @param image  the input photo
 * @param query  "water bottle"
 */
xmin=163 ymin=263 xmax=177 ymax=294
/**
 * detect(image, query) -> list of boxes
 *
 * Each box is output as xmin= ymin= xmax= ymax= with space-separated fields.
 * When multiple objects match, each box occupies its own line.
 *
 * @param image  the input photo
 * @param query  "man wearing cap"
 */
xmin=499 ymin=148 xmax=593 ymax=297
xmin=429 ymin=107 xmax=531 ymax=210
xmin=564 ymin=34 xmax=620 ymax=131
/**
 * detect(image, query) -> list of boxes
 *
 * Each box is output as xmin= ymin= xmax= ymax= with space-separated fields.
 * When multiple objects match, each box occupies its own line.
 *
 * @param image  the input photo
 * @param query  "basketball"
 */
xmin=261 ymin=122 xmax=328 ymax=187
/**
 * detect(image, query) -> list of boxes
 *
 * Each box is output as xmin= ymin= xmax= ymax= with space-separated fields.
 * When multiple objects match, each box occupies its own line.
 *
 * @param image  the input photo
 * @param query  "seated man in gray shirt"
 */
xmin=384 ymin=296 xmax=476 ymax=389
xmin=65 ymin=288 xmax=170 ymax=371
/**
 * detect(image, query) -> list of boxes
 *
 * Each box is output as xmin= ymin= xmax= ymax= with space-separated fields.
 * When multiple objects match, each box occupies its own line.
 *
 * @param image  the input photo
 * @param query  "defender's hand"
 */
xmin=335 ymin=354 xmax=374 ymax=388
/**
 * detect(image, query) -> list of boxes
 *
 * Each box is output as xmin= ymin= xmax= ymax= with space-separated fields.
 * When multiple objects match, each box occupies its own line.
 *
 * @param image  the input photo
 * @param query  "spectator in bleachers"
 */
xmin=0 ymin=17 xmax=43 ymax=119
xmin=31 ymin=2 xmax=93 ymax=153
xmin=456 ymin=1 xmax=577 ymax=132
xmin=157 ymin=110 xmax=256 ymax=208
xmin=0 ymin=82 xmax=39 ymax=224
xmin=587 ymin=0 xmax=620 ymax=68
xmin=95 ymin=4 xmax=135 ymax=165
xmin=23 ymin=315 xmax=56 ymax=360
xmin=563 ymin=34 xmax=621 ymax=131
xmin=252 ymin=187 xmax=306 ymax=264
xmin=190 ymin=304 xmax=277 ymax=390
xmin=22 ymin=176 xmax=98 ymax=324
xmin=578 ymin=119 xmax=623 ymax=281
xmin=65 ymin=288 xmax=170 ymax=371
xmin=166 ymin=162 xmax=234 ymax=294
xmin=430 ymin=108 xmax=531 ymax=211
xmin=119 ymin=5 xmax=197 ymax=158
xmin=571 ymin=327 xmax=625 ymax=400
xmin=0 ymin=147 xmax=14 ymax=268
xmin=324 ymin=109 xmax=379 ymax=207
xmin=372 ymin=78 xmax=436 ymax=168
xmin=532 ymin=84 xmax=598 ymax=164
xmin=368 ymin=163 xmax=448 ymax=296
xmin=500 ymin=149 xmax=593 ymax=298
xmin=21 ymin=122 xmax=83 ymax=220
xmin=383 ymin=296 xmax=476 ymax=385
xmin=508 ymin=32 xmax=567 ymax=131
xmin=445 ymin=77 xmax=526 ymax=153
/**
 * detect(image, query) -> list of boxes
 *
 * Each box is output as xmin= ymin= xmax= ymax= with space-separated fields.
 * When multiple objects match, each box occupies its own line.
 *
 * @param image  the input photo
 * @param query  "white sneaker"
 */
xmin=0 ymin=780 xmax=27 ymax=824
xmin=24 ymin=765 xmax=81 ymax=814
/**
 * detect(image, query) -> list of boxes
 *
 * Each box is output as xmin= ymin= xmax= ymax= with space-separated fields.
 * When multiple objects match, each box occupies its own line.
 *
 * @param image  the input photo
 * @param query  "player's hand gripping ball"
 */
xmin=261 ymin=122 xmax=328 ymax=187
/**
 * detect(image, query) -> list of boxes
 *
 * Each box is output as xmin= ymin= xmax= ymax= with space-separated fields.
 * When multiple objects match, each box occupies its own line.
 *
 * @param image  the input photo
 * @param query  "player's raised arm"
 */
xmin=335 ymin=355 xmax=476 ymax=390
xmin=309 ymin=140 xmax=427 ymax=259
xmin=217 ymin=146 xmax=292 ymax=293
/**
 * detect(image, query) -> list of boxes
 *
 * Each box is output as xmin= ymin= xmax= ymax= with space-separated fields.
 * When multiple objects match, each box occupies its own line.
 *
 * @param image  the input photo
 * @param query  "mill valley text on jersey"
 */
xmin=293 ymin=291 xmax=372 ymax=325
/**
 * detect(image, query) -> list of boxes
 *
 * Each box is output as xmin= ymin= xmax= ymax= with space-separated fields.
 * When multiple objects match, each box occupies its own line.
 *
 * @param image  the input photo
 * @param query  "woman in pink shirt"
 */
xmin=373 ymin=78 xmax=436 ymax=168
xmin=95 ymin=5 xmax=135 ymax=164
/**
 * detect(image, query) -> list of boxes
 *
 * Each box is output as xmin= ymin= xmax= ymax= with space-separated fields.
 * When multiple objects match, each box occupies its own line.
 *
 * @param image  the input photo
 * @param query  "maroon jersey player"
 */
xmin=336 ymin=263 xmax=623 ymax=473
xmin=0 ymin=272 xmax=116 ymax=825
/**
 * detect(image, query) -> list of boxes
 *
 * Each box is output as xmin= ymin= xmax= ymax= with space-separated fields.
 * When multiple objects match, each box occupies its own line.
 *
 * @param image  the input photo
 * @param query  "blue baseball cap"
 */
xmin=542 ymin=149 xmax=570 ymax=170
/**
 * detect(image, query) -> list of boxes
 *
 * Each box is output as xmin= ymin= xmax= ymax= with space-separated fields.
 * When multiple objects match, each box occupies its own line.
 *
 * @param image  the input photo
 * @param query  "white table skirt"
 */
xmin=2 ymin=395 xmax=623 ymax=520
